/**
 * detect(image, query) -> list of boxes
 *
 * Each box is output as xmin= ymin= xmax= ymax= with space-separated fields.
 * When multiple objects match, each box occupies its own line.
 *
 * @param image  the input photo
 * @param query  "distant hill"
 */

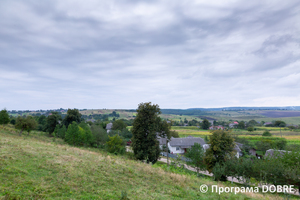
xmin=187 ymin=106 xmax=300 ymax=111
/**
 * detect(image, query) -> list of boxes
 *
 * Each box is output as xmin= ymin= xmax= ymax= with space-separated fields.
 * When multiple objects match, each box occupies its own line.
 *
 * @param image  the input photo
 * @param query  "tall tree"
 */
xmin=201 ymin=119 xmax=210 ymax=130
xmin=63 ymin=108 xmax=82 ymax=128
xmin=237 ymin=121 xmax=245 ymax=129
xmin=15 ymin=116 xmax=37 ymax=136
xmin=204 ymin=130 xmax=235 ymax=177
xmin=65 ymin=121 xmax=80 ymax=145
xmin=131 ymin=102 xmax=161 ymax=164
xmin=0 ymin=109 xmax=10 ymax=127
xmin=45 ymin=112 xmax=62 ymax=135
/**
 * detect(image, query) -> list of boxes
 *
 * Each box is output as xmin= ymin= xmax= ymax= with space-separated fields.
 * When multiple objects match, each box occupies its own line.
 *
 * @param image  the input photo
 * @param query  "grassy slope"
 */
xmin=0 ymin=128 xmax=291 ymax=200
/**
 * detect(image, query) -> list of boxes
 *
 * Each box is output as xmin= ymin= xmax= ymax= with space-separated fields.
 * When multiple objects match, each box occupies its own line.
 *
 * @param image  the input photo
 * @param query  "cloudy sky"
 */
xmin=1 ymin=0 xmax=300 ymax=110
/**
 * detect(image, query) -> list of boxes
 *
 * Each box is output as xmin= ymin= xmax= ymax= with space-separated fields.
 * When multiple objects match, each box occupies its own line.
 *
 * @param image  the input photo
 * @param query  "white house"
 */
xmin=168 ymin=136 xmax=206 ymax=154
xmin=106 ymin=123 xmax=113 ymax=133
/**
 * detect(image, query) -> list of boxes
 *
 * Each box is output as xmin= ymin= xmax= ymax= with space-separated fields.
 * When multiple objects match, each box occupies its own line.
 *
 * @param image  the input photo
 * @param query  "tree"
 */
xmin=106 ymin=135 xmax=126 ymax=155
xmin=10 ymin=118 xmax=16 ymax=125
xmin=247 ymin=127 xmax=254 ymax=132
xmin=37 ymin=115 xmax=47 ymax=131
xmin=202 ymin=119 xmax=210 ymax=130
xmin=204 ymin=130 xmax=235 ymax=177
xmin=247 ymin=120 xmax=258 ymax=127
xmin=91 ymin=124 xmax=109 ymax=148
xmin=63 ymin=108 xmax=82 ymax=128
xmin=185 ymin=143 xmax=206 ymax=176
xmin=262 ymin=130 xmax=272 ymax=136
xmin=0 ymin=109 xmax=10 ymax=127
xmin=78 ymin=122 xmax=94 ymax=146
xmin=46 ymin=112 xmax=62 ymax=135
xmin=131 ymin=102 xmax=161 ymax=164
xmin=237 ymin=121 xmax=245 ymax=129
xmin=15 ymin=116 xmax=37 ymax=136
xmin=274 ymin=120 xmax=286 ymax=127
xmin=65 ymin=122 xmax=80 ymax=145
xmin=112 ymin=119 xmax=127 ymax=131
xmin=55 ymin=125 xmax=67 ymax=139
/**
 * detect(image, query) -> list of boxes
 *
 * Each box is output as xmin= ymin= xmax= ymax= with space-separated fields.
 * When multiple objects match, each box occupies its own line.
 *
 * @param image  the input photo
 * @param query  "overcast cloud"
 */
xmin=0 ymin=0 xmax=300 ymax=110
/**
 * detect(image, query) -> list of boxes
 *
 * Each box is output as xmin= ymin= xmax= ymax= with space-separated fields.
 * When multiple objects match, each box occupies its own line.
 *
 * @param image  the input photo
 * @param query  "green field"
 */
xmin=171 ymin=126 xmax=300 ymax=145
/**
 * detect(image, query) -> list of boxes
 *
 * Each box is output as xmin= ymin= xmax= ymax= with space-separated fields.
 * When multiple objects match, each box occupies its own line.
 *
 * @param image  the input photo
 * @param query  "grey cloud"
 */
xmin=1 ymin=0 xmax=300 ymax=109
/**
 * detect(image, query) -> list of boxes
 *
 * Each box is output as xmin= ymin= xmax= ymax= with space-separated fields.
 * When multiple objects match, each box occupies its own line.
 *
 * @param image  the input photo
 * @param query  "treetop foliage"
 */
xmin=63 ymin=109 xmax=82 ymax=128
xmin=204 ymin=130 xmax=235 ymax=173
xmin=131 ymin=102 xmax=163 ymax=164
xmin=15 ymin=116 xmax=37 ymax=136
xmin=0 ymin=109 xmax=10 ymax=126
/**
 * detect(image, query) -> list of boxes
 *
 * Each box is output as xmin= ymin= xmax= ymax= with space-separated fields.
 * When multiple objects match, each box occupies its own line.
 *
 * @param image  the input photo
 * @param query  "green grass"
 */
xmin=2 ymin=127 xmax=284 ymax=200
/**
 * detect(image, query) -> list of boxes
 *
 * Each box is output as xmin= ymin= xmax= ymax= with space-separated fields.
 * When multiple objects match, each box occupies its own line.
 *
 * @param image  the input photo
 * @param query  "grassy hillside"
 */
xmin=0 ymin=127 xmax=292 ymax=199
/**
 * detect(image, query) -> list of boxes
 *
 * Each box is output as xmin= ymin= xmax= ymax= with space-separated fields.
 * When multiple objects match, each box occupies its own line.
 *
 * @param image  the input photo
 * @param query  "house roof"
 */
xmin=233 ymin=144 xmax=241 ymax=152
xmin=235 ymin=142 xmax=244 ymax=148
xmin=106 ymin=123 xmax=113 ymax=130
xmin=265 ymin=149 xmax=291 ymax=157
xmin=169 ymin=136 xmax=206 ymax=148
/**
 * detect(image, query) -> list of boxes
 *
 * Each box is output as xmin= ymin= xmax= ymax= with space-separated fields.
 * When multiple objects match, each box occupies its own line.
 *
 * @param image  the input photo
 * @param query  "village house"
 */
xmin=264 ymin=122 xmax=272 ymax=126
xmin=168 ymin=136 xmax=206 ymax=154
xmin=229 ymin=121 xmax=239 ymax=128
xmin=106 ymin=122 xmax=113 ymax=133
xmin=209 ymin=125 xmax=225 ymax=130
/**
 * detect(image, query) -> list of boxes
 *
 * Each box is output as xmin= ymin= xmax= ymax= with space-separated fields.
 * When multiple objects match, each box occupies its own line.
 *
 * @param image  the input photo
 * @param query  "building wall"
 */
xmin=168 ymin=143 xmax=185 ymax=154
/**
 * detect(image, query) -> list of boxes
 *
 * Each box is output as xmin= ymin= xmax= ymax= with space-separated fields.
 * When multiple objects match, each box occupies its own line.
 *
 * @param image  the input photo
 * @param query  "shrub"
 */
xmin=262 ymin=130 xmax=272 ymax=136
xmin=91 ymin=124 xmax=108 ymax=147
xmin=106 ymin=135 xmax=126 ymax=155
xmin=247 ymin=127 xmax=254 ymax=132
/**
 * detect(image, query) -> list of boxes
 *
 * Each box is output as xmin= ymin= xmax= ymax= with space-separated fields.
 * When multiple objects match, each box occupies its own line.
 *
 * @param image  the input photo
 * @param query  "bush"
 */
xmin=55 ymin=125 xmax=66 ymax=139
xmin=91 ymin=124 xmax=108 ymax=147
xmin=106 ymin=135 xmax=126 ymax=155
xmin=247 ymin=127 xmax=254 ymax=132
xmin=65 ymin=122 xmax=93 ymax=146
xmin=262 ymin=130 xmax=272 ymax=136
xmin=212 ymin=162 xmax=226 ymax=181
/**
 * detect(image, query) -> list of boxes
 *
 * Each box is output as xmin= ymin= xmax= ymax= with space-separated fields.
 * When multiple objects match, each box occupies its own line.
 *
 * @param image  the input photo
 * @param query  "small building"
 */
xmin=106 ymin=123 xmax=113 ymax=133
xmin=209 ymin=125 xmax=225 ymax=130
xmin=229 ymin=121 xmax=239 ymax=128
xmin=264 ymin=122 xmax=272 ymax=126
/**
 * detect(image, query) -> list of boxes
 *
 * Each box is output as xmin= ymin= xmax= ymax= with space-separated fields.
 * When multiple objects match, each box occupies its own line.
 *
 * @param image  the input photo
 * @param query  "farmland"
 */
xmin=77 ymin=109 xmax=300 ymax=125
xmin=172 ymin=126 xmax=300 ymax=145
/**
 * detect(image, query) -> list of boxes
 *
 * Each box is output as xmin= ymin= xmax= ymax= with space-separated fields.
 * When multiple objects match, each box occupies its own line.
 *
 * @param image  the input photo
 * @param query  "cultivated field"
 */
xmin=172 ymin=126 xmax=300 ymax=145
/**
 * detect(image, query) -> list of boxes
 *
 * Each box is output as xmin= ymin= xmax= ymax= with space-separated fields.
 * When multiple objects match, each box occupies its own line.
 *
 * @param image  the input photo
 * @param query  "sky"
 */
xmin=0 ymin=0 xmax=300 ymax=110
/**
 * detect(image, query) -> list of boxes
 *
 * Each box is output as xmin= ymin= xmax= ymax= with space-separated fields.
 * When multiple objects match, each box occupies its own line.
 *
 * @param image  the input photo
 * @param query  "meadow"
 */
xmin=2 ymin=126 xmax=298 ymax=199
